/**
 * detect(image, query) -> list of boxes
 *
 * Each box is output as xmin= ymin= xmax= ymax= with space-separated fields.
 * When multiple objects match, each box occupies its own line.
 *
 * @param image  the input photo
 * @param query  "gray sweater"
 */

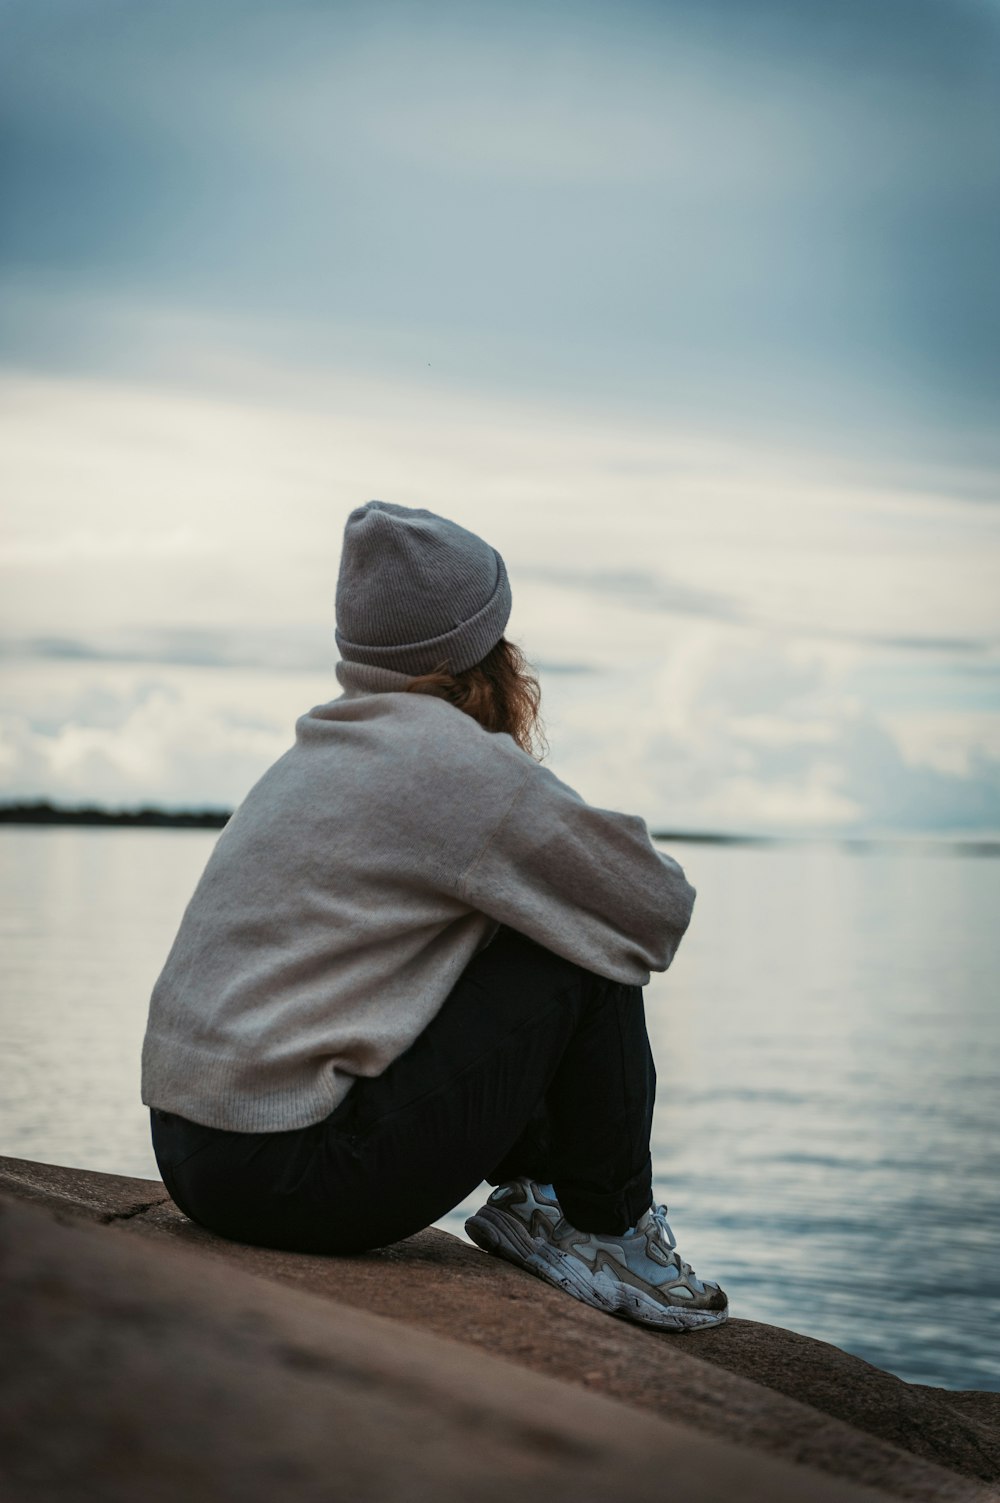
xmin=140 ymin=660 xmax=697 ymax=1132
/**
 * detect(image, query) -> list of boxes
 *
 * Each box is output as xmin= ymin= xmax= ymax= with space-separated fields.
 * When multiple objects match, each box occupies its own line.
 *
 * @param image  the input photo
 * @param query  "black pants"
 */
xmin=150 ymin=924 xmax=656 ymax=1254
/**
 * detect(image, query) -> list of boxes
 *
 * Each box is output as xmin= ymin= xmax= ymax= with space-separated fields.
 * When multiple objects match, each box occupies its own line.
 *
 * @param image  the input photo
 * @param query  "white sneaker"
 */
xmin=466 ymin=1177 xmax=728 ymax=1331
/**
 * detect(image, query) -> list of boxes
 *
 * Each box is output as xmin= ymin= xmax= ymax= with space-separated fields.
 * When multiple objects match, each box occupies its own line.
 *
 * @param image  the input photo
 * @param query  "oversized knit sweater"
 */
xmin=140 ymin=660 xmax=697 ymax=1132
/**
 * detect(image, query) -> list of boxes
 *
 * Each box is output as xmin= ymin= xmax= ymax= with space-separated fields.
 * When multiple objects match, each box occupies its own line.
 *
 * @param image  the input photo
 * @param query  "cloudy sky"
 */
xmin=2 ymin=0 xmax=998 ymax=836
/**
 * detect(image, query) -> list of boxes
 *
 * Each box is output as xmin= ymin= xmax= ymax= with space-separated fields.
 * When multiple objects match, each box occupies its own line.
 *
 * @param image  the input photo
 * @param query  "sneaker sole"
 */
xmin=465 ymin=1206 xmax=728 ymax=1333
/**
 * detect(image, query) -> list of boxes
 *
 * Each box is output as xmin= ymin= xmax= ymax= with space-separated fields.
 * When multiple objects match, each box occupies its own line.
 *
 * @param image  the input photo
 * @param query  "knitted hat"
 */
xmin=335 ymin=500 xmax=512 ymax=675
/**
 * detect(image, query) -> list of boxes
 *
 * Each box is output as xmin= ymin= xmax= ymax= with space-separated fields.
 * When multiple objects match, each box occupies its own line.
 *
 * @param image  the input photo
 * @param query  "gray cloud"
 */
xmin=840 ymin=715 xmax=1000 ymax=834
xmin=522 ymin=564 xmax=1000 ymax=655
xmin=0 ymin=630 xmax=334 ymax=673
xmin=517 ymin=565 xmax=744 ymax=624
xmin=0 ymin=631 xmax=596 ymax=679
xmin=1 ymin=0 xmax=997 ymax=463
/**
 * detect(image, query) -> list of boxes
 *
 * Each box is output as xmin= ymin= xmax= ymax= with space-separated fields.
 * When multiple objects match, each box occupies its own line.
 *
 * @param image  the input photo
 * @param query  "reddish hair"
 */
xmin=405 ymin=637 xmax=546 ymax=759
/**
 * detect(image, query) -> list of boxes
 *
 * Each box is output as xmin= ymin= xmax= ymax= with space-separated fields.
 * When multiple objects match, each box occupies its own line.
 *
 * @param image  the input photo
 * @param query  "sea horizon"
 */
xmin=2 ymin=797 xmax=999 ymax=855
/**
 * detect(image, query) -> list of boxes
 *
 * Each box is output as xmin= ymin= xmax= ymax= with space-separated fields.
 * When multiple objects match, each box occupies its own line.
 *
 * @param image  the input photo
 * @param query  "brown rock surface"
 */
xmin=0 ymin=1152 xmax=172 ymax=1223
xmin=2 ymin=1190 xmax=889 ymax=1503
xmin=2 ymin=1155 xmax=997 ymax=1502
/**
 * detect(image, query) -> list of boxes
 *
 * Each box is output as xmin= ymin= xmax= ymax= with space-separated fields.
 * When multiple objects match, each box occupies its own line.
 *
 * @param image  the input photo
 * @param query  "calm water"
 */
xmin=1 ymin=827 xmax=997 ymax=1392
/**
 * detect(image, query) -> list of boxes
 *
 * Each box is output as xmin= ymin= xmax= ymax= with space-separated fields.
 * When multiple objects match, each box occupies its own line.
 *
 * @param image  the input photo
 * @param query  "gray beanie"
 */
xmin=335 ymin=500 xmax=512 ymax=675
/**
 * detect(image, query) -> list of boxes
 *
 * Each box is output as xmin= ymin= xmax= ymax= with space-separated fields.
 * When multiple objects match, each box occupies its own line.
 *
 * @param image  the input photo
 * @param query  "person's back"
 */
xmin=144 ymin=681 xmax=505 ymax=1131
xmin=144 ymin=655 xmax=695 ymax=1130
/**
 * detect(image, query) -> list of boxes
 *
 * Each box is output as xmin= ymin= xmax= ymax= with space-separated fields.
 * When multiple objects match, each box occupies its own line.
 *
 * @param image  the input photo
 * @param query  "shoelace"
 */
xmin=649 ymin=1204 xmax=696 ymax=1278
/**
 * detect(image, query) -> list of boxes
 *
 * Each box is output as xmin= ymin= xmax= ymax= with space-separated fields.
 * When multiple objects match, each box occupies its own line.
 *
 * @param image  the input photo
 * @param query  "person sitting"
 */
xmin=142 ymin=499 xmax=727 ymax=1331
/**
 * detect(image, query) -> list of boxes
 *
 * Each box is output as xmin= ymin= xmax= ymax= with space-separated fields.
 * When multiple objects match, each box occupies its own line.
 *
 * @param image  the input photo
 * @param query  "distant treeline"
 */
xmin=3 ymin=801 xmax=994 ymax=853
xmin=0 ymin=801 xmax=231 ymax=830
xmin=0 ymin=799 xmax=758 ymax=842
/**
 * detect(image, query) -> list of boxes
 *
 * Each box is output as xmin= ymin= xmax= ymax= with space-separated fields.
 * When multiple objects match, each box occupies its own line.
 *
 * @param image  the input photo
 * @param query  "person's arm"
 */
xmin=455 ymin=760 xmax=696 ymax=985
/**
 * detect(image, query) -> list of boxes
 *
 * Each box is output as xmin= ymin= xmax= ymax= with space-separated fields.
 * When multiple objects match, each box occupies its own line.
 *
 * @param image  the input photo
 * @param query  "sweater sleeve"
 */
xmin=454 ymin=760 xmax=696 ymax=985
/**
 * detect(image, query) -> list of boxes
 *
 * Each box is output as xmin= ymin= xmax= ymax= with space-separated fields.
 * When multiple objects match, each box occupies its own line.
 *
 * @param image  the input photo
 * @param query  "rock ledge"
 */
xmin=1 ymin=1155 xmax=997 ymax=1503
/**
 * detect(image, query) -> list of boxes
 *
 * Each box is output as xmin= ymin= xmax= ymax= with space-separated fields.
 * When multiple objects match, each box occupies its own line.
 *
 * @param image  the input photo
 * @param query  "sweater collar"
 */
xmin=335 ymin=659 xmax=418 ymax=699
